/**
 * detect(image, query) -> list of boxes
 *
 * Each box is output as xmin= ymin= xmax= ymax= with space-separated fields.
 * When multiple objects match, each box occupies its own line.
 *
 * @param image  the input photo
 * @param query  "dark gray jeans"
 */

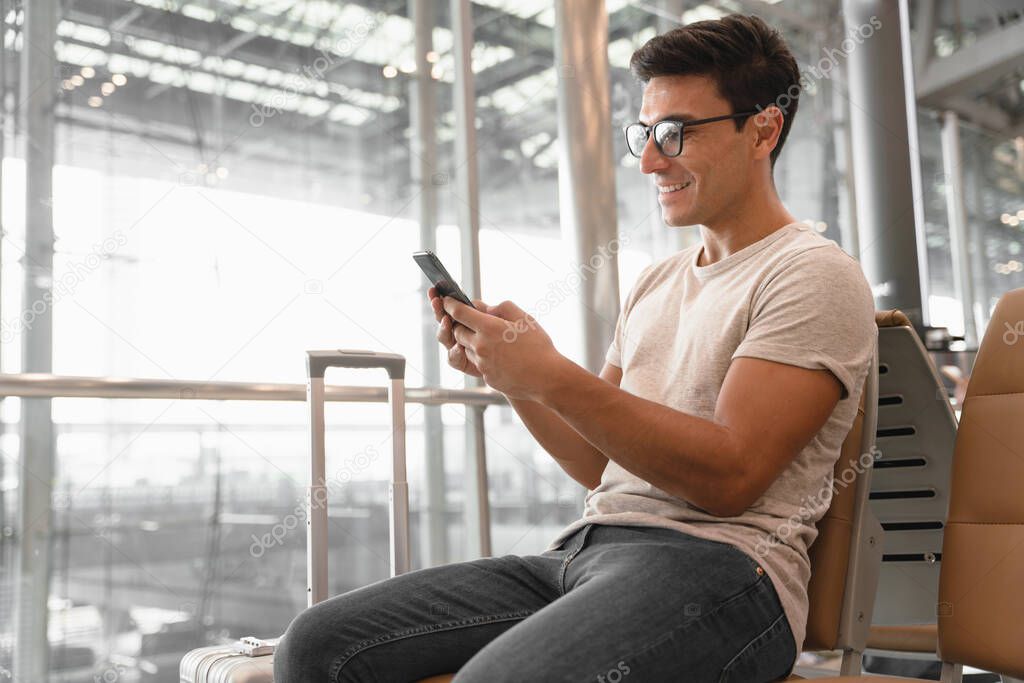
xmin=274 ymin=523 xmax=796 ymax=682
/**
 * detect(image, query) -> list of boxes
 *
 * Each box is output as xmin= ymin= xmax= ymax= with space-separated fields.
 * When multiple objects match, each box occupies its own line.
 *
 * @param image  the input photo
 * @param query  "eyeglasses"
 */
xmin=623 ymin=111 xmax=759 ymax=158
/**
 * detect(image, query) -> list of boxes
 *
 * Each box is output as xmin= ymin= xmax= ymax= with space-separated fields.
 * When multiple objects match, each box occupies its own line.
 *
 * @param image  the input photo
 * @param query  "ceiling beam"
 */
xmin=65 ymin=0 xmax=402 ymax=93
xmin=56 ymin=33 xmax=394 ymax=117
xmin=722 ymin=0 xmax=821 ymax=35
xmin=916 ymin=18 xmax=1024 ymax=106
xmin=109 ymin=6 xmax=143 ymax=32
xmin=912 ymin=0 xmax=936 ymax=79
xmin=941 ymin=95 xmax=1014 ymax=132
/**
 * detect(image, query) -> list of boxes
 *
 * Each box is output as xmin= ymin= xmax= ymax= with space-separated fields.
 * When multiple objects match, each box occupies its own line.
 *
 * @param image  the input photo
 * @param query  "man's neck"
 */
xmin=695 ymin=194 xmax=796 ymax=267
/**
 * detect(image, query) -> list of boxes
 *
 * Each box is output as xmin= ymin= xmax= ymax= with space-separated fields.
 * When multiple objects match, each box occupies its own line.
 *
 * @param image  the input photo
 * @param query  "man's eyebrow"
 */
xmin=637 ymin=112 xmax=696 ymax=126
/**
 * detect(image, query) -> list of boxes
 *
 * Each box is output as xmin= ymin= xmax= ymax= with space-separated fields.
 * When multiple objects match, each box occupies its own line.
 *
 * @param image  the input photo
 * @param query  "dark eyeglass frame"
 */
xmin=623 ymin=110 xmax=760 ymax=158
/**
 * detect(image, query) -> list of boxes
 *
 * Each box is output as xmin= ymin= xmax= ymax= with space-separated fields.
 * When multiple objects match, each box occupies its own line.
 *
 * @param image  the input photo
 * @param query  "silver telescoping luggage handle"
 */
xmin=305 ymin=350 xmax=410 ymax=607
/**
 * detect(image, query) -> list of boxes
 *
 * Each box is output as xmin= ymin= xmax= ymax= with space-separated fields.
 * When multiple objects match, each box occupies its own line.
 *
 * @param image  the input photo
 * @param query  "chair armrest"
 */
xmin=866 ymin=624 xmax=938 ymax=653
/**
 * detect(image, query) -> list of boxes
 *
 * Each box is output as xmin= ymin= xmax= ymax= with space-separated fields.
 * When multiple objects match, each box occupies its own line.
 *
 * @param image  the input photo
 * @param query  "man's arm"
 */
xmin=537 ymin=356 xmax=841 ymax=516
xmin=508 ymin=362 xmax=621 ymax=489
xmin=440 ymin=294 xmax=846 ymax=517
xmin=429 ymin=287 xmax=614 ymax=490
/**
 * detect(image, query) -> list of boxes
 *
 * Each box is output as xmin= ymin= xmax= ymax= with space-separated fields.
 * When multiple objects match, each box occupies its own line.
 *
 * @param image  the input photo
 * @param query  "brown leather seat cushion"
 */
xmin=806 ymin=678 xmax=926 ymax=682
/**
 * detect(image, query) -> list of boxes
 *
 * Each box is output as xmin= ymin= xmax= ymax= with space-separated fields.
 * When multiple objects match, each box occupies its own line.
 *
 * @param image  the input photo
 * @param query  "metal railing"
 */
xmin=0 ymin=372 xmax=505 ymax=406
xmin=0 ymin=371 xmax=507 ymax=559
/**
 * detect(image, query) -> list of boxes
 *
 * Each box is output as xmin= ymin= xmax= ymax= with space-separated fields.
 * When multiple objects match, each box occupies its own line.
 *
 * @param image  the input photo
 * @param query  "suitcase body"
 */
xmin=180 ymin=351 xmax=410 ymax=682
xmin=179 ymin=643 xmax=275 ymax=683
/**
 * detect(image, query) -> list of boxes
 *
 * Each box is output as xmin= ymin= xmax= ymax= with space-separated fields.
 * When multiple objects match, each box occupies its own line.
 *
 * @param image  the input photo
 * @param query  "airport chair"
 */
xmin=793 ymin=308 xmax=955 ymax=678
xmin=809 ymin=287 xmax=1024 ymax=682
xmin=844 ymin=305 xmax=958 ymax=675
xmin=416 ymin=313 xmax=899 ymax=683
xmin=868 ymin=308 xmax=959 ymax=631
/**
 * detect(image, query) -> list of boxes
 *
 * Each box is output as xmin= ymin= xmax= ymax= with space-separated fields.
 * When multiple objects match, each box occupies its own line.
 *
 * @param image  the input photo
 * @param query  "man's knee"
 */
xmin=274 ymin=599 xmax=347 ymax=681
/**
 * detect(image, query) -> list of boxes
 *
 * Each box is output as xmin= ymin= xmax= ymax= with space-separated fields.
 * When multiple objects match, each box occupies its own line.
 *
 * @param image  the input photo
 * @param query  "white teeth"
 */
xmin=658 ymin=181 xmax=691 ymax=193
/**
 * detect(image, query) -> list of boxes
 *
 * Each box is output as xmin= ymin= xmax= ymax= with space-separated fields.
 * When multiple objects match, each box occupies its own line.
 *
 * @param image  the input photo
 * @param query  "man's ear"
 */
xmin=750 ymin=106 xmax=784 ymax=161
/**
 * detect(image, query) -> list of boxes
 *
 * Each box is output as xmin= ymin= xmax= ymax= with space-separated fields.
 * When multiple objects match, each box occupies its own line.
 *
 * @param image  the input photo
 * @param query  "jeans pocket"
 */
xmin=718 ymin=612 xmax=795 ymax=683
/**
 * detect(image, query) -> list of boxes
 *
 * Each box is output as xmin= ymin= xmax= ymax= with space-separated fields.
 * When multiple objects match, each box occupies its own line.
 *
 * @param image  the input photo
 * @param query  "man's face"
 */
xmin=637 ymin=75 xmax=752 ymax=227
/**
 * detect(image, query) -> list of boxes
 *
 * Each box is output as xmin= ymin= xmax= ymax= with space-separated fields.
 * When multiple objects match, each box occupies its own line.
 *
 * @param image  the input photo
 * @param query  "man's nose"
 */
xmin=638 ymin=135 xmax=669 ymax=174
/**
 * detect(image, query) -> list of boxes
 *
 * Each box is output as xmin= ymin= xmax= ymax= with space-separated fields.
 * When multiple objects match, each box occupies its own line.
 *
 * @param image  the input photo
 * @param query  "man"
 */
xmin=276 ymin=14 xmax=875 ymax=682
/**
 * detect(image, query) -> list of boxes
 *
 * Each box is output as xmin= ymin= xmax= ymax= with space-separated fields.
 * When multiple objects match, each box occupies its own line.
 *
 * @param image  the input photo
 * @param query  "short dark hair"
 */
xmin=629 ymin=14 xmax=800 ymax=166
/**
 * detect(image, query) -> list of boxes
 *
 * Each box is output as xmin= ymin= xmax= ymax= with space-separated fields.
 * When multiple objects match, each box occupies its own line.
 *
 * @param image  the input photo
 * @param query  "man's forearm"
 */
xmin=537 ymin=360 xmax=743 ymax=515
xmin=507 ymin=396 xmax=608 ymax=489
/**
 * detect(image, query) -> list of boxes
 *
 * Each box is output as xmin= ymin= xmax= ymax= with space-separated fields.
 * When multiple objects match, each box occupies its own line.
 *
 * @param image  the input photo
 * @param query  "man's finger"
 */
xmin=452 ymin=320 xmax=475 ymax=347
xmin=448 ymin=343 xmax=466 ymax=371
xmin=443 ymin=296 xmax=492 ymax=331
xmin=430 ymin=295 xmax=445 ymax=323
xmin=436 ymin=316 xmax=455 ymax=348
xmin=460 ymin=342 xmax=481 ymax=370
xmin=448 ymin=344 xmax=481 ymax=378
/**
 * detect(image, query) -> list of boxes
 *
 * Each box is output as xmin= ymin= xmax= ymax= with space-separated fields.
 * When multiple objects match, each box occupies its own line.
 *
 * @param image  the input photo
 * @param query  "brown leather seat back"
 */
xmin=937 ymin=288 xmax=1024 ymax=678
xmin=803 ymin=310 xmax=907 ymax=651
xmin=803 ymin=390 xmax=866 ymax=651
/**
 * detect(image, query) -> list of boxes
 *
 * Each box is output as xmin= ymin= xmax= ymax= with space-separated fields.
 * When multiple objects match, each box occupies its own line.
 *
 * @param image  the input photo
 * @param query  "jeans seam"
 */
xmin=716 ymin=611 xmax=788 ymax=683
xmin=558 ymin=524 xmax=593 ymax=596
xmin=328 ymin=609 xmax=535 ymax=683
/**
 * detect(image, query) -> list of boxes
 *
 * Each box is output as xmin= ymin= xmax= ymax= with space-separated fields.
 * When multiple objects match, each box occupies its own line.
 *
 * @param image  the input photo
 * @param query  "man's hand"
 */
xmin=442 ymin=295 xmax=567 ymax=401
xmin=428 ymin=286 xmax=483 ymax=378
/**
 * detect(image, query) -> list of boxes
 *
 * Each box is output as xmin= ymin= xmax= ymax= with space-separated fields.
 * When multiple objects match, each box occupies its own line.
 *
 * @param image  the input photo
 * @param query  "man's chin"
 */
xmin=662 ymin=208 xmax=701 ymax=228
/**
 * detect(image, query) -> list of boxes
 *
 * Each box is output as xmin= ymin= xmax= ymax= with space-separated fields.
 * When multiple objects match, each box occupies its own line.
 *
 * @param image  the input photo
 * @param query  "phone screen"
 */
xmin=413 ymin=250 xmax=476 ymax=308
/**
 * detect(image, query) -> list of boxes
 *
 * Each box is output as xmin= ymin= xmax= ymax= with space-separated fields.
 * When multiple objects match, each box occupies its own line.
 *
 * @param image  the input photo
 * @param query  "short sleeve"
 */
xmin=605 ymin=262 xmax=657 ymax=369
xmin=606 ymin=310 xmax=626 ymax=367
xmin=732 ymin=246 xmax=876 ymax=400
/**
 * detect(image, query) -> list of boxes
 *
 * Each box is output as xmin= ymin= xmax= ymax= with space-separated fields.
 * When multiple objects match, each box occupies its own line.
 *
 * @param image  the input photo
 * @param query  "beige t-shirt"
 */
xmin=545 ymin=222 xmax=876 ymax=656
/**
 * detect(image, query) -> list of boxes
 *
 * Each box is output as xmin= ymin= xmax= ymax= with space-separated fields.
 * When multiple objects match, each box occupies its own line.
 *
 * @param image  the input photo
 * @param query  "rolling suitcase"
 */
xmin=180 ymin=350 xmax=411 ymax=682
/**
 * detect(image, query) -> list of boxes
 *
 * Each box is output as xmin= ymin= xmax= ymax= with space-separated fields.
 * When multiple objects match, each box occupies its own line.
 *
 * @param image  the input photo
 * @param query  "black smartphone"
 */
xmin=413 ymin=250 xmax=476 ymax=308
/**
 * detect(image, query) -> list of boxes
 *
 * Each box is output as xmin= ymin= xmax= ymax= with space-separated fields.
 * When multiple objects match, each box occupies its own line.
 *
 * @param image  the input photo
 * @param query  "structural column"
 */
xmin=939 ymin=111 xmax=979 ymax=347
xmin=450 ymin=0 xmax=490 ymax=559
xmin=15 ymin=0 xmax=58 ymax=679
xmin=843 ymin=0 xmax=928 ymax=325
xmin=554 ymin=0 xmax=620 ymax=373
xmin=409 ymin=0 xmax=448 ymax=568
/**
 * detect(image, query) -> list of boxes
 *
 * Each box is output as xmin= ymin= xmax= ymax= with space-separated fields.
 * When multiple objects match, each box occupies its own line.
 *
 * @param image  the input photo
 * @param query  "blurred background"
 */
xmin=0 ymin=0 xmax=1022 ymax=680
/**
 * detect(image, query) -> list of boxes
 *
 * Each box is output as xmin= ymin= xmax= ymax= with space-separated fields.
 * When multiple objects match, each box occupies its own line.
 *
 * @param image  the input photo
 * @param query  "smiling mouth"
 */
xmin=657 ymin=181 xmax=692 ymax=195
